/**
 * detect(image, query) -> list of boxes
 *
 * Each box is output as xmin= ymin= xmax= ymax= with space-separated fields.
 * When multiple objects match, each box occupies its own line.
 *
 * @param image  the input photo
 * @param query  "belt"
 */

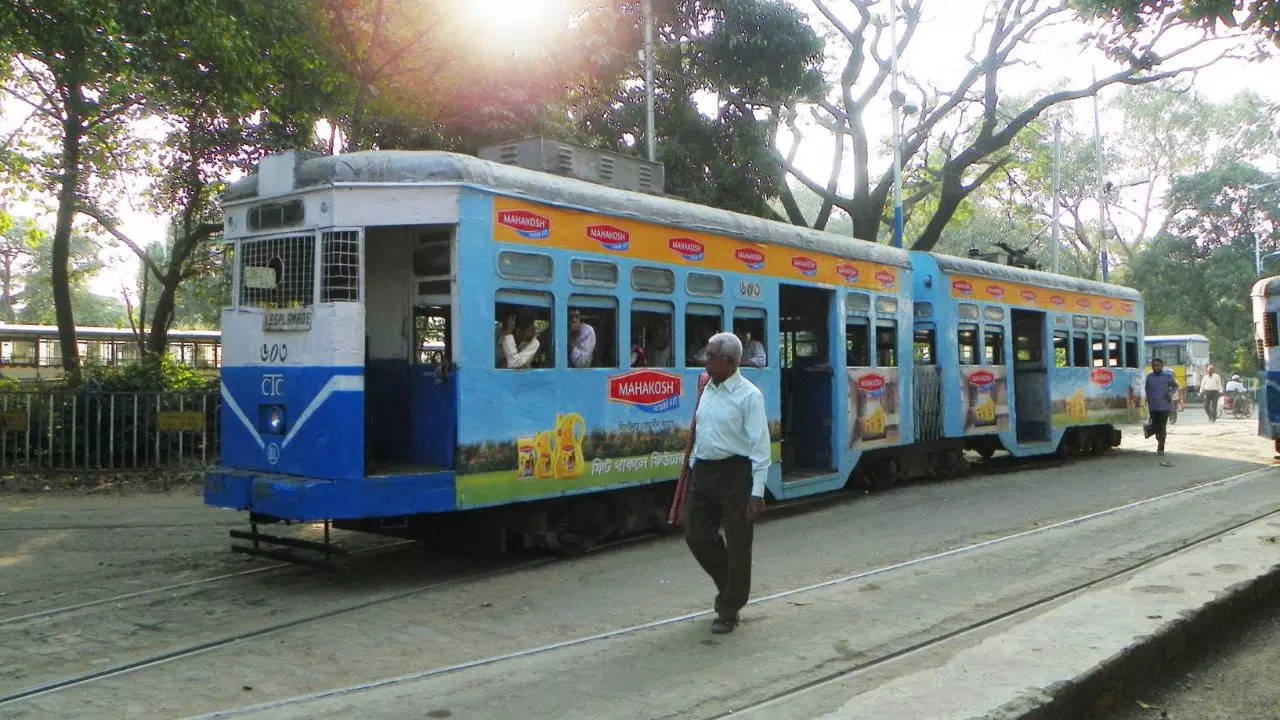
xmin=694 ymin=455 xmax=748 ymax=465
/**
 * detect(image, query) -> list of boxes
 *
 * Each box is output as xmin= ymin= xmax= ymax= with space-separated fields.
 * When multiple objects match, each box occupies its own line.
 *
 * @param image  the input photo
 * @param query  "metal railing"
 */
xmin=0 ymin=391 xmax=219 ymax=471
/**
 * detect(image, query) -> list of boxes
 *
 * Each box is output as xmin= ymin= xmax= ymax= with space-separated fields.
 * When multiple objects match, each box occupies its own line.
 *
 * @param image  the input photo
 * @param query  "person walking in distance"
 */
xmin=1201 ymin=364 xmax=1223 ymax=422
xmin=685 ymin=332 xmax=770 ymax=634
xmin=1144 ymin=358 xmax=1179 ymax=458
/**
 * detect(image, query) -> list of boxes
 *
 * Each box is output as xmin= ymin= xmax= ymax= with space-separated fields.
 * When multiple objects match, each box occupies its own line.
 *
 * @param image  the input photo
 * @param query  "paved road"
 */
xmin=0 ymin=412 xmax=1275 ymax=719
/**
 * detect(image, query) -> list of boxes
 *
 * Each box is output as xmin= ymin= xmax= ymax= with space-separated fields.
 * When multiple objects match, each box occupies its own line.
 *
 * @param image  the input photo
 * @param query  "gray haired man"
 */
xmin=685 ymin=332 xmax=771 ymax=634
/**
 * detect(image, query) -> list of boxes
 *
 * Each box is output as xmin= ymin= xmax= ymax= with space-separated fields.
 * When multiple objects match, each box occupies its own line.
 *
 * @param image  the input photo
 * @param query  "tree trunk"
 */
xmin=53 ymin=102 xmax=85 ymax=384
xmin=911 ymin=172 xmax=966 ymax=251
xmin=146 ymin=263 xmax=184 ymax=357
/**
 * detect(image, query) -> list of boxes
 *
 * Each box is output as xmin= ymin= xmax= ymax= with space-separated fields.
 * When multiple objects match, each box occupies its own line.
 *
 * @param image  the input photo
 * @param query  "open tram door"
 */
xmin=779 ymin=285 xmax=834 ymax=477
xmin=363 ymin=226 xmax=457 ymax=474
xmin=1011 ymin=309 xmax=1051 ymax=443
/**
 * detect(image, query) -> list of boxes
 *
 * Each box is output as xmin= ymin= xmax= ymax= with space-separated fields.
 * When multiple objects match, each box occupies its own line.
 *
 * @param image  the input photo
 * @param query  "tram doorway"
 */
xmin=1011 ymin=309 xmax=1051 ymax=443
xmin=364 ymin=226 xmax=456 ymax=474
xmin=779 ymin=285 xmax=834 ymax=477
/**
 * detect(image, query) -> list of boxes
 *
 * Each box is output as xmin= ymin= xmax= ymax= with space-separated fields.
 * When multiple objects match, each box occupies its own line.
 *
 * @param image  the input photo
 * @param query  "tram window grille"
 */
xmin=1072 ymin=333 xmax=1089 ymax=367
xmin=239 ymin=234 xmax=315 ymax=309
xmin=247 ymin=199 xmax=305 ymax=231
xmin=1265 ymin=311 xmax=1279 ymax=347
xmin=321 ymin=231 xmax=360 ymax=302
xmin=1124 ymin=338 xmax=1139 ymax=368
xmin=1257 ymin=338 xmax=1267 ymax=369
xmin=1053 ymin=332 xmax=1070 ymax=368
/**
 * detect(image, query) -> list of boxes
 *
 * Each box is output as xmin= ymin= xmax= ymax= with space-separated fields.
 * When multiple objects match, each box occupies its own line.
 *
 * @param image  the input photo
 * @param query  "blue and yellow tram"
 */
xmin=205 ymin=150 xmax=1145 ymax=546
xmin=1250 ymin=277 xmax=1280 ymax=449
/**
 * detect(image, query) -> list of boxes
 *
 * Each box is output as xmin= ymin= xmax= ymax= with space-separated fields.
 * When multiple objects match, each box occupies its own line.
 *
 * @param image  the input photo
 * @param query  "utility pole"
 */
xmin=1051 ymin=119 xmax=1061 ymax=274
xmin=1092 ymin=73 xmax=1108 ymax=282
xmin=643 ymin=0 xmax=656 ymax=163
xmin=889 ymin=0 xmax=904 ymax=248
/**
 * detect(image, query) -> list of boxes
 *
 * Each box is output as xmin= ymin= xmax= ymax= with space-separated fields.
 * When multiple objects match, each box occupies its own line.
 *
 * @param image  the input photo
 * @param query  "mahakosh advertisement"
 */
xmin=945 ymin=273 xmax=1137 ymax=319
xmin=847 ymin=368 xmax=900 ymax=449
xmin=961 ymin=366 xmax=1009 ymax=434
xmin=492 ymin=197 xmax=901 ymax=292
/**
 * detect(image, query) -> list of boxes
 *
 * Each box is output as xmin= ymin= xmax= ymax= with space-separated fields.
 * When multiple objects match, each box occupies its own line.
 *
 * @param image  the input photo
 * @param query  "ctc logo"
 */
xmin=261 ymin=373 xmax=284 ymax=397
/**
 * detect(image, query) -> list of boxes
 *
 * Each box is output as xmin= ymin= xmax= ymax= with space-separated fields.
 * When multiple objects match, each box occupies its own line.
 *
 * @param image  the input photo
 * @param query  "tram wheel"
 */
xmin=977 ymin=445 xmax=996 ymax=461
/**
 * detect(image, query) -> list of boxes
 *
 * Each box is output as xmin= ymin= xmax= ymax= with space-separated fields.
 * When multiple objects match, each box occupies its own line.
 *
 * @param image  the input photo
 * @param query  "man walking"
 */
xmin=1145 ymin=358 xmax=1179 ymax=458
xmin=685 ymin=332 xmax=771 ymax=634
xmin=1201 ymin=365 xmax=1222 ymax=422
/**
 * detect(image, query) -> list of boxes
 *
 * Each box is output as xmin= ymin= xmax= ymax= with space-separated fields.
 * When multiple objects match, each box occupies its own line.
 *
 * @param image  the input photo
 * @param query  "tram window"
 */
xmin=876 ymin=296 xmax=898 ymax=315
xmin=321 ymin=230 xmax=361 ymax=302
xmin=1072 ymin=333 xmax=1089 ymax=367
xmin=570 ymin=259 xmax=618 ymax=287
xmin=983 ymin=306 xmax=1005 ymax=322
xmin=983 ymin=327 xmax=1005 ymax=365
xmin=632 ymin=266 xmax=675 ymax=294
xmin=240 ymin=234 xmax=315 ymax=309
xmin=1108 ymin=319 xmax=1123 ymax=332
xmin=1091 ymin=317 xmax=1106 ymax=331
xmin=846 ymin=317 xmax=870 ymax=367
xmin=1124 ymin=320 xmax=1139 ymax=334
xmin=197 ymin=343 xmax=218 ymax=369
xmin=495 ymin=293 xmax=553 ymax=369
xmin=685 ymin=304 xmax=722 ymax=366
xmin=1264 ymin=312 xmax=1279 ymax=347
xmin=958 ymin=325 xmax=980 ymax=365
xmin=412 ymin=232 xmax=451 ymax=277
xmin=734 ymin=309 xmax=768 ymax=368
xmin=1092 ymin=337 xmax=1107 ymax=367
xmin=875 ymin=324 xmax=898 ymax=367
xmin=1108 ymin=336 xmax=1122 ymax=366
xmin=913 ymin=302 xmax=932 ymax=319
xmin=1053 ymin=332 xmax=1069 ymax=368
xmin=1073 ymin=315 xmax=1089 ymax=329
xmin=687 ymin=273 xmax=723 ymax=297
xmin=958 ymin=303 xmax=979 ymax=320
xmin=39 ymin=339 xmax=61 ymax=366
xmin=415 ymin=310 xmax=449 ymax=366
xmin=568 ymin=296 xmax=617 ymax=368
xmin=497 ymin=251 xmax=553 ymax=282
xmin=913 ymin=328 xmax=936 ymax=365
xmin=1124 ymin=337 xmax=1139 ymax=368
xmin=1 ymin=339 xmax=36 ymax=365
xmin=631 ymin=301 xmax=674 ymax=368
xmin=848 ymin=293 xmax=871 ymax=313
xmin=1014 ymin=328 xmax=1040 ymax=364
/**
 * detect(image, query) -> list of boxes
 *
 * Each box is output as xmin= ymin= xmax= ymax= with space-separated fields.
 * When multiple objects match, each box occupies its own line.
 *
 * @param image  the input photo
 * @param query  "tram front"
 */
xmin=1251 ymin=277 xmax=1280 ymax=446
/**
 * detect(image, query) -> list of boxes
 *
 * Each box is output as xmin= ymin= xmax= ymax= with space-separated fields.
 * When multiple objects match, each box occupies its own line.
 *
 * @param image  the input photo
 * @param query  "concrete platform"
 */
xmin=742 ymin=514 xmax=1280 ymax=719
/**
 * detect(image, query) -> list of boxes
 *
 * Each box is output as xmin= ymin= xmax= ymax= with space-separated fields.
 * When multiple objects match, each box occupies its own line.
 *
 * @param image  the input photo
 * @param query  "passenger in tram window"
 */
xmin=568 ymin=308 xmax=597 ymax=368
xmin=686 ymin=319 xmax=716 ymax=366
xmin=498 ymin=310 xmax=540 ymax=369
xmin=646 ymin=321 xmax=673 ymax=367
xmin=738 ymin=331 xmax=766 ymax=368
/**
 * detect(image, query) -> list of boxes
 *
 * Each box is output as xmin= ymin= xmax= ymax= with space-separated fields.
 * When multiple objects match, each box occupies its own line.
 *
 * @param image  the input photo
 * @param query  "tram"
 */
xmin=1250 ymin=278 xmax=1280 ymax=451
xmin=205 ymin=149 xmax=1144 ymax=550
xmin=0 ymin=324 xmax=221 ymax=381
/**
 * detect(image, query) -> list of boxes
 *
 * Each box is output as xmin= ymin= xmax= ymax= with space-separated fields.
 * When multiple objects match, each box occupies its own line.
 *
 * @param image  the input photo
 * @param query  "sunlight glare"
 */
xmin=463 ymin=0 xmax=566 ymax=54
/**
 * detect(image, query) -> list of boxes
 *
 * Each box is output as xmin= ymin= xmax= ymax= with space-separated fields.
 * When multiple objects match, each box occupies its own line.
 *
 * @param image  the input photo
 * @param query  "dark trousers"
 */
xmin=1203 ymin=390 xmax=1220 ymax=420
xmin=685 ymin=456 xmax=753 ymax=620
xmin=1149 ymin=410 xmax=1170 ymax=448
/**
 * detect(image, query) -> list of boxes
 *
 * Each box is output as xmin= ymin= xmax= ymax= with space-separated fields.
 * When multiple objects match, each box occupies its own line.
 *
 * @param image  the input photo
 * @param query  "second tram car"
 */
xmin=206 ymin=150 xmax=1145 ymax=549
xmin=1251 ymin=278 xmax=1280 ymax=449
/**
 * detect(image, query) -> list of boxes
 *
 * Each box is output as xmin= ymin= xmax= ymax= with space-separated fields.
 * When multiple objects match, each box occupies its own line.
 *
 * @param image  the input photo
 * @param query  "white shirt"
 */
xmin=1225 ymin=379 xmax=1246 ymax=393
xmin=570 ymin=322 xmax=596 ymax=368
xmin=647 ymin=343 xmax=672 ymax=367
xmin=742 ymin=339 xmax=767 ymax=368
xmin=1201 ymin=373 xmax=1222 ymax=392
xmin=690 ymin=371 xmax=771 ymax=497
xmin=501 ymin=334 xmax=539 ymax=369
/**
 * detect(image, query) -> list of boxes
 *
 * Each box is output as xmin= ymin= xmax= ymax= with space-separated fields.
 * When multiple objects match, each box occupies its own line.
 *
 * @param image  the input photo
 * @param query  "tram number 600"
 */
xmin=738 ymin=281 xmax=762 ymax=299
xmin=260 ymin=343 xmax=288 ymax=362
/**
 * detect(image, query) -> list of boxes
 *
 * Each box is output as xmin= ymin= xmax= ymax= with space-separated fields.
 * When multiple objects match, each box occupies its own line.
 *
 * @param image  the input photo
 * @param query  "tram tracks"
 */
xmin=178 ymin=465 xmax=1279 ymax=720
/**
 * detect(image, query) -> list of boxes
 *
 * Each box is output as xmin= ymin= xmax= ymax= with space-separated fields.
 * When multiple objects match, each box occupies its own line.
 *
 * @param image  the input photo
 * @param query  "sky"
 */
xmin=2 ymin=0 xmax=1276 ymax=300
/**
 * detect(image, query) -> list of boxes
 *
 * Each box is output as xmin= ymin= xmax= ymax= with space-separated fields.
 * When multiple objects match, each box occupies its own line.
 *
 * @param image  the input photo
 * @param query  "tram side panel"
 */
xmin=1250 ymin=278 xmax=1280 ymax=440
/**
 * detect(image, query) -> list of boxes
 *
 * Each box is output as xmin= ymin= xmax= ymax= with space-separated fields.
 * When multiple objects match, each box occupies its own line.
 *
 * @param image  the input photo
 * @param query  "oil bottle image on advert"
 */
xmin=963 ymin=367 xmax=1009 ymax=433
xmin=848 ymin=368 xmax=900 ymax=449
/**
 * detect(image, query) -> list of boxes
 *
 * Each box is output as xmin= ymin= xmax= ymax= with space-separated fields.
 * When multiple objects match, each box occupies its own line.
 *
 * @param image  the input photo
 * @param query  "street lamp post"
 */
xmin=643 ymin=0 xmax=656 ymax=163
xmin=1251 ymin=179 xmax=1280 ymax=276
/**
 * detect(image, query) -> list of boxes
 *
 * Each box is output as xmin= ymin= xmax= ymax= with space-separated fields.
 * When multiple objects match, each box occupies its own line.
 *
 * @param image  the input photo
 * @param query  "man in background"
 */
xmin=1200 ymin=364 xmax=1222 ymax=422
xmin=1144 ymin=358 xmax=1178 ymax=458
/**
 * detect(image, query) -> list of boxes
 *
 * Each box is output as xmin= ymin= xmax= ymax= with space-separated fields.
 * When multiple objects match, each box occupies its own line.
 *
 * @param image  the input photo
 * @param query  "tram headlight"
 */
xmin=260 ymin=404 xmax=286 ymax=435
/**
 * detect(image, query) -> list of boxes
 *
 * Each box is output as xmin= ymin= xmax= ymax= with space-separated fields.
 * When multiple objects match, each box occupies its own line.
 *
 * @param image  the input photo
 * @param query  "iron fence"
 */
xmin=0 ymin=390 xmax=220 ymax=471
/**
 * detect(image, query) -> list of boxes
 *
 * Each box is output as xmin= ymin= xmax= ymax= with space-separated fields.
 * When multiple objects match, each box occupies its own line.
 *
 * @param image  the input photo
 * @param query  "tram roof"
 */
xmin=929 ymin=254 xmax=1142 ymax=301
xmin=1143 ymin=334 xmax=1209 ymax=344
xmin=0 ymin=324 xmax=219 ymax=340
xmin=227 ymin=151 xmax=912 ymax=268
xmin=1251 ymin=276 xmax=1280 ymax=298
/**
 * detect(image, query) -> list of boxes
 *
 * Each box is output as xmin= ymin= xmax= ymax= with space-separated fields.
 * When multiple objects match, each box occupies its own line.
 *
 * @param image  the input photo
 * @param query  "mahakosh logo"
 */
xmin=1091 ymin=368 xmax=1114 ymax=388
xmin=497 ymin=209 xmax=550 ymax=239
xmin=608 ymin=370 xmax=682 ymax=413
xmin=856 ymin=374 xmax=885 ymax=392
xmin=987 ymin=285 xmax=1005 ymax=299
xmin=969 ymin=370 xmax=996 ymax=386
xmin=952 ymin=279 xmax=973 ymax=295
xmin=791 ymin=256 xmax=818 ymax=276
xmin=875 ymin=270 xmax=896 ymax=288
xmin=1020 ymin=289 xmax=1037 ymax=302
xmin=587 ymin=224 xmax=629 ymax=251
xmin=1121 ymin=302 xmax=1134 ymax=313
xmin=669 ymin=237 xmax=704 ymax=261
xmin=1050 ymin=295 xmax=1066 ymax=307
xmin=1076 ymin=298 xmax=1091 ymax=309
xmin=836 ymin=263 xmax=860 ymax=283
xmin=1100 ymin=300 xmax=1114 ymax=311
xmin=735 ymin=248 xmax=765 ymax=270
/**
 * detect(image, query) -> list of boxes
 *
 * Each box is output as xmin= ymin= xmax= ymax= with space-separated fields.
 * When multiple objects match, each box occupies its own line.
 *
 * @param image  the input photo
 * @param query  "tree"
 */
xmin=572 ymin=0 xmax=827 ymax=218
xmin=1123 ymin=162 xmax=1280 ymax=373
xmin=779 ymin=0 xmax=1244 ymax=250
xmin=1077 ymin=0 xmax=1280 ymax=45
xmin=8 ymin=224 xmax=126 ymax=326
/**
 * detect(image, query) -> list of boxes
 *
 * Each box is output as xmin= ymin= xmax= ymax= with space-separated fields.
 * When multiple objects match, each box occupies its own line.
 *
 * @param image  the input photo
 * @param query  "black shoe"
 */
xmin=1143 ymin=424 xmax=1153 ymax=439
xmin=711 ymin=617 xmax=738 ymax=634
